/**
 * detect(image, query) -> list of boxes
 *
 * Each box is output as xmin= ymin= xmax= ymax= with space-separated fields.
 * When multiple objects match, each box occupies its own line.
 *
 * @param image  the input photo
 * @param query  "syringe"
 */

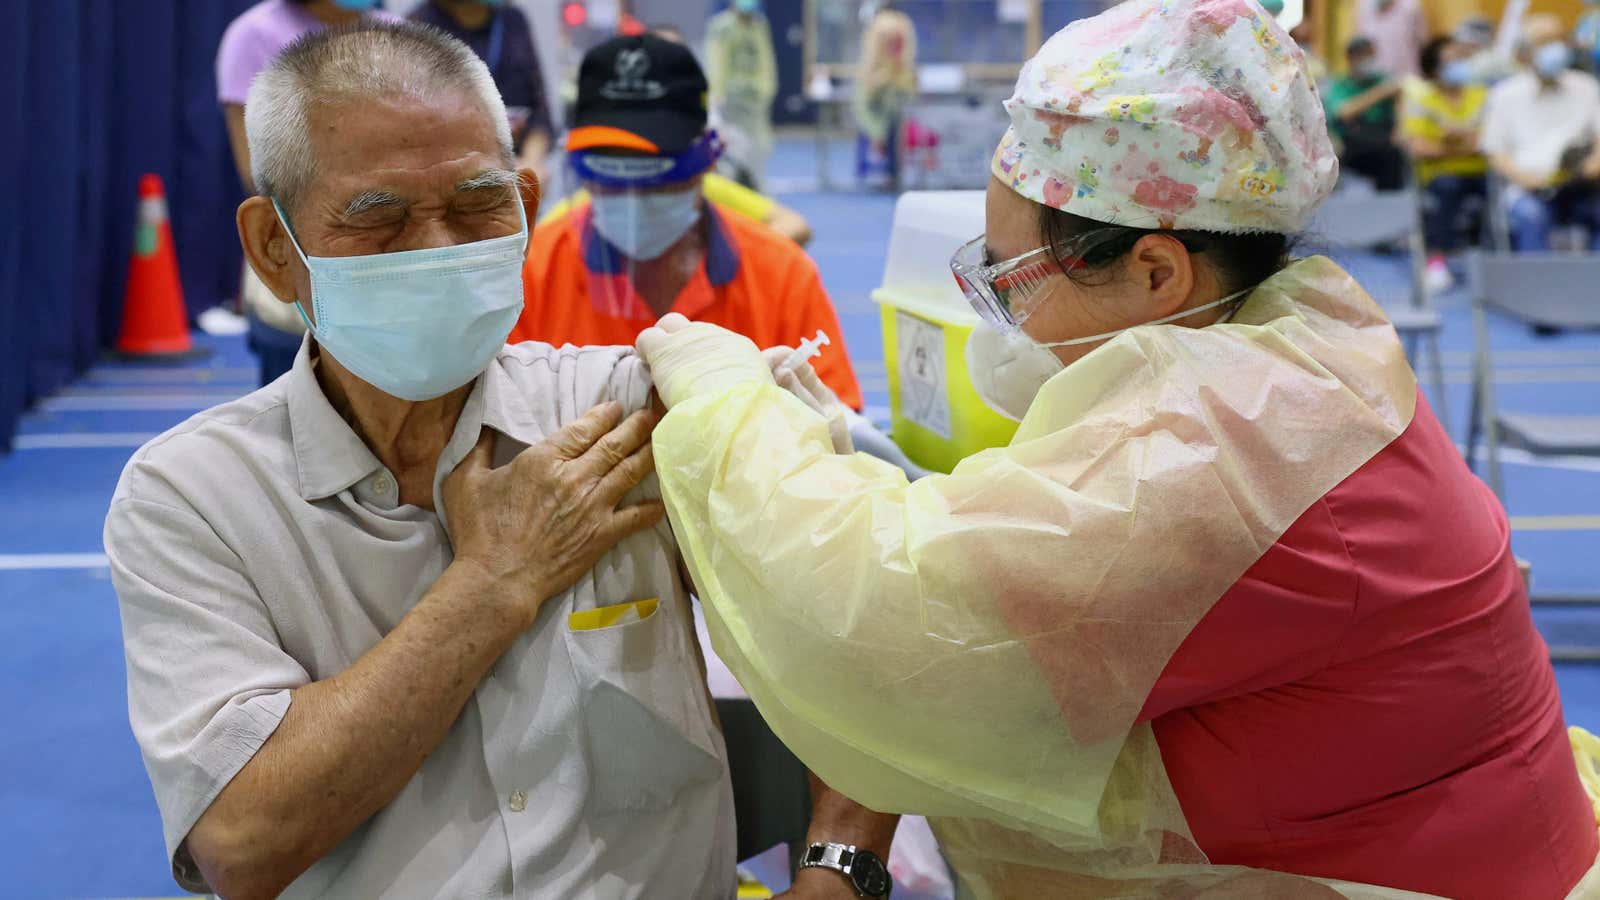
xmin=774 ymin=330 xmax=831 ymax=377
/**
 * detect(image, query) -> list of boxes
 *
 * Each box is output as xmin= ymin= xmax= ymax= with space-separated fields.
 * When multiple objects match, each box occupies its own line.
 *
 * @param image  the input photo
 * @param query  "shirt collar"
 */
xmin=287 ymin=339 xmax=545 ymax=502
xmin=580 ymin=201 xmax=741 ymax=287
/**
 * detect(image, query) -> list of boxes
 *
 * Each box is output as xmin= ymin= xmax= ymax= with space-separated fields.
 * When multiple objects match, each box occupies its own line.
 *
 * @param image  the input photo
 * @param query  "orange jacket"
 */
xmin=513 ymin=201 xmax=863 ymax=411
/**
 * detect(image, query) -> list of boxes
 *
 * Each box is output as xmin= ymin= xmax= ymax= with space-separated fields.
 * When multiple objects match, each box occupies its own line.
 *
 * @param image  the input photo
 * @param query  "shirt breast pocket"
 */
xmin=564 ymin=598 xmax=723 ymax=815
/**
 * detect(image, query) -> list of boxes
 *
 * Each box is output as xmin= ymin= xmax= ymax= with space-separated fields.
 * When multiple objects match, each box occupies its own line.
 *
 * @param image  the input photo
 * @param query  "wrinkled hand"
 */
xmin=635 ymin=313 xmax=771 ymax=409
xmin=763 ymin=346 xmax=853 ymax=454
xmin=443 ymin=403 xmax=664 ymax=626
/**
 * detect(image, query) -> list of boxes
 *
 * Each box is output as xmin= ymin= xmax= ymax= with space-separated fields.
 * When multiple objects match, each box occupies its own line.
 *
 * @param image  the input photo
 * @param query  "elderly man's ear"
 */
xmin=517 ymin=166 xmax=542 ymax=228
xmin=237 ymin=196 xmax=308 ymax=306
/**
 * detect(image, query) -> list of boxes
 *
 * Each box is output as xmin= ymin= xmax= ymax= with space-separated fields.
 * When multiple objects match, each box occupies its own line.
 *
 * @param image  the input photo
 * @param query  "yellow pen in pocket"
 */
xmin=567 ymin=598 xmax=659 ymax=632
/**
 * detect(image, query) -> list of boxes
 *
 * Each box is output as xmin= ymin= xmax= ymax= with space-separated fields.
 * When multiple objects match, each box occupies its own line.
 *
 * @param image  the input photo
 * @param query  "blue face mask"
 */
xmin=734 ymin=0 xmax=762 ymax=12
xmin=273 ymin=198 xmax=528 ymax=401
xmin=1535 ymin=42 xmax=1574 ymax=78
xmin=332 ymin=0 xmax=381 ymax=10
xmin=1440 ymin=60 xmax=1474 ymax=87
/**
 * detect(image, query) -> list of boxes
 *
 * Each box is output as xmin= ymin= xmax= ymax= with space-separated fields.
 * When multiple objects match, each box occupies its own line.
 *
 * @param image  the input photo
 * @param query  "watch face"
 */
xmin=850 ymin=850 xmax=891 ymax=897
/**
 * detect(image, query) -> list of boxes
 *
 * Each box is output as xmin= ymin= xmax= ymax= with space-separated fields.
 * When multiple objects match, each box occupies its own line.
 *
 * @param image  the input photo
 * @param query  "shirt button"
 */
xmin=372 ymin=474 xmax=393 ymax=495
xmin=508 ymin=789 xmax=527 ymax=812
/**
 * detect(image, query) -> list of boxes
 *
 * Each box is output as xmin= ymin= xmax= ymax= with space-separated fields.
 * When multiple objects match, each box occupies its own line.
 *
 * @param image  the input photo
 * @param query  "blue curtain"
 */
xmin=0 ymin=0 xmax=255 ymax=450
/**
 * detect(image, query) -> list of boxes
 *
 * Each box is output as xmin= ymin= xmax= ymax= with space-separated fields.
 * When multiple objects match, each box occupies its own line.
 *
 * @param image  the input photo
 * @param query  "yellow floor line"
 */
xmin=1511 ymin=515 xmax=1600 ymax=531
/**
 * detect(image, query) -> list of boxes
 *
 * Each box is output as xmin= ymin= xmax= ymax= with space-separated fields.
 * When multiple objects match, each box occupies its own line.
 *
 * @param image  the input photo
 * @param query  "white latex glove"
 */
xmin=636 ymin=313 xmax=771 ymax=409
xmin=762 ymin=345 xmax=853 ymax=454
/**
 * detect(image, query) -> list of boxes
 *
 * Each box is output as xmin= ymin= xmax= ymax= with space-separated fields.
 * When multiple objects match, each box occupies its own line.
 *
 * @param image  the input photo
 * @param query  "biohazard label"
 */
xmin=896 ymin=311 xmax=950 ymax=439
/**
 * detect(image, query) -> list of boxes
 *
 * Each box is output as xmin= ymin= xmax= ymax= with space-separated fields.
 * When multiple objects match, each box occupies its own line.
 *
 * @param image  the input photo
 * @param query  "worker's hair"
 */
xmin=246 ymin=21 xmax=513 ymax=217
xmin=1035 ymin=205 xmax=1292 ymax=297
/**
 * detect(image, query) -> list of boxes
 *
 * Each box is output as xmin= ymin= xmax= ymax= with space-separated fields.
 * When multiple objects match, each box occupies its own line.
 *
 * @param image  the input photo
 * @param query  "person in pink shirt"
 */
xmin=1359 ymin=0 xmax=1428 ymax=80
xmin=217 ymin=0 xmax=397 ymax=386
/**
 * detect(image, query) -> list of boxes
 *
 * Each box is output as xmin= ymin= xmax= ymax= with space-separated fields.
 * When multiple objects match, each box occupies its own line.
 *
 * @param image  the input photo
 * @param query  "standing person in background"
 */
xmin=705 ymin=0 xmax=778 ymax=191
xmin=408 ymin=0 xmax=554 ymax=177
xmin=853 ymin=0 xmax=916 ymax=186
xmin=1358 ymin=0 xmax=1426 ymax=79
xmin=217 ymin=0 xmax=395 ymax=386
xmin=1482 ymin=14 xmax=1600 ymax=254
xmin=1325 ymin=37 xmax=1406 ymax=190
xmin=1401 ymin=36 xmax=1489 ymax=292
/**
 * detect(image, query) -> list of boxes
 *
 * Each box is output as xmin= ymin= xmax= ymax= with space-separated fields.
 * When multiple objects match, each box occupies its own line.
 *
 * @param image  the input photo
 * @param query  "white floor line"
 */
xmin=85 ymin=365 xmax=256 ymax=384
xmin=0 ymin=553 xmax=108 ymax=570
xmin=1509 ymin=515 xmax=1600 ymax=531
xmin=12 ymin=432 xmax=159 ymax=449
xmin=37 ymin=393 xmax=241 ymax=412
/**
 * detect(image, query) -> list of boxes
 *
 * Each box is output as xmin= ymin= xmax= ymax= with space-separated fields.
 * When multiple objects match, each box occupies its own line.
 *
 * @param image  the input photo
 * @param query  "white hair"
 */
xmin=245 ymin=21 xmax=513 ymax=213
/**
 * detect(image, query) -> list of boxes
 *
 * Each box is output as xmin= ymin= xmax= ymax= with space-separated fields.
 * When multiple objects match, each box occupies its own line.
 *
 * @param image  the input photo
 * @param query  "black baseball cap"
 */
xmin=568 ymin=34 xmax=708 ymax=156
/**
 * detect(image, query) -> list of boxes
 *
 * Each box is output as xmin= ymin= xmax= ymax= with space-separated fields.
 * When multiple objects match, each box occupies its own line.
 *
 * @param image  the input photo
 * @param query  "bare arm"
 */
xmin=1490 ymin=151 xmax=1550 ymax=191
xmin=766 ymin=202 xmax=814 ymax=247
xmin=783 ymin=774 xmax=900 ymax=899
xmin=224 ymin=103 xmax=252 ymax=193
xmin=186 ymin=564 xmax=527 ymax=899
xmin=1337 ymin=81 xmax=1403 ymax=122
xmin=186 ymin=404 xmax=663 ymax=899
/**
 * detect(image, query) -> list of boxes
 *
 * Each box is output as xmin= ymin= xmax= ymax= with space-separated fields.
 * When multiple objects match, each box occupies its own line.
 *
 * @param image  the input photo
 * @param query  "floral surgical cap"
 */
xmin=992 ymin=0 xmax=1338 ymax=234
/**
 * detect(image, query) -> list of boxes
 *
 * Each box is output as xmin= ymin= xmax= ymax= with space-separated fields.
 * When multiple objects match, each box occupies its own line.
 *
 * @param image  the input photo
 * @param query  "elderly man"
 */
xmin=1483 ymin=14 xmax=1600 ymax=254
xmin=106 ymin=21 xmax=892 ymax=900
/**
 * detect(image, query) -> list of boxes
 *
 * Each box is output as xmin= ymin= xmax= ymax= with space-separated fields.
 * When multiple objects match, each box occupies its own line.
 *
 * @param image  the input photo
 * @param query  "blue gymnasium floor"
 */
xmin=2 ymin=139 xmax=1599 ymax=899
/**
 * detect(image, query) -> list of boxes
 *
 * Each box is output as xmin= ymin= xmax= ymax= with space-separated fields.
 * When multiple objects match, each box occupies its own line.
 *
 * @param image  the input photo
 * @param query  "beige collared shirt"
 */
xmin=104 ymin=340 xmax=736 ymax=899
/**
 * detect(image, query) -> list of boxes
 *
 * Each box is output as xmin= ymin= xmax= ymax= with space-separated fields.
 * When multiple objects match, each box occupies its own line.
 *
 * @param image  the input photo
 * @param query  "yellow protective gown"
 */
xmin=653 ymin=256 xmax=1600 ymax=896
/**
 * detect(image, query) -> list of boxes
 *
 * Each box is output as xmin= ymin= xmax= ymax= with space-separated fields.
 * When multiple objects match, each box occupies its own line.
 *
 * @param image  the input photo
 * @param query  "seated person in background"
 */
xmin=407 ymin=0 xmax=554 ymax=175
xmin=1325 ymin=37 xmax=1406 ymax=190
xmin=516 ymin=34 xmax=861 ymax=410
xmin=1482 ymin=14 xmax=1600 ymax=252
xmin=1400 ymin=35 xmax=1489 ymax=292
xmin=1454 ymin=15 xmax=1516 ymax=86
xmin=106 ymin=22 xmax=890 ymax=898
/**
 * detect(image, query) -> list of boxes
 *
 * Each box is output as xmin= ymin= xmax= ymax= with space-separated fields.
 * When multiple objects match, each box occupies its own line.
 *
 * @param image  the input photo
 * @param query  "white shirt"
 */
xmin=105 ymin=340 xmax=736 ymax=899
xmin=1481 ymin=69 xmax=1600 ymax=181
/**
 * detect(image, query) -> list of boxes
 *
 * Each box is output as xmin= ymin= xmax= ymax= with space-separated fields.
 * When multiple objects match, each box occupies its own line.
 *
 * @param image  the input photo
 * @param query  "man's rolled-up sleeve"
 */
xmin=105 ymin=495 xmax=309 ymax=887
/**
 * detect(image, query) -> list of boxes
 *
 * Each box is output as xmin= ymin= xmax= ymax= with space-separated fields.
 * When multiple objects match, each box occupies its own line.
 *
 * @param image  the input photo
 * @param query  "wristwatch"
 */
xmin=799 ymin=842 xmax=893 ymax=898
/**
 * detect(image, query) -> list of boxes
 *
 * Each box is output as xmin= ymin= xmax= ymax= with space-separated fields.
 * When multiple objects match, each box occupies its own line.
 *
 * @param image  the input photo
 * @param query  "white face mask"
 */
xmin=274 ymin=198 xmax=528 ymax=402
xmin=965 ymin=288 xmax=1249 ymax=422
xmin=590 ymin=187 xmax=702 ymax=260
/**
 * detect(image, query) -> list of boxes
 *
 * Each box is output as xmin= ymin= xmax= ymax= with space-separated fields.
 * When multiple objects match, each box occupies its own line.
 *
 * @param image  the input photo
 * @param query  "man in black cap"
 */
xmin=513 ymin=33 xmax=865 ymax=412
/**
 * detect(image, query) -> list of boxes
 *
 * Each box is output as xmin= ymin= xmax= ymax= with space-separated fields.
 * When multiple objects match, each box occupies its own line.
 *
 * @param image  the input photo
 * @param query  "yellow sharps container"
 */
xmin=872 ymin=191 xmax=1020 ymax=474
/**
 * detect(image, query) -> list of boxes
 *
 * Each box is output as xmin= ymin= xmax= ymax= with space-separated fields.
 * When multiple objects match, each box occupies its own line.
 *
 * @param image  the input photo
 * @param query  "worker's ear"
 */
xmin=237 ymin=195 xmax=310 ymax=311
xmin=517 ymin=168 xmax=542 ymax=232
xmin=1123 ymin=233 xmax=1195 ymax=321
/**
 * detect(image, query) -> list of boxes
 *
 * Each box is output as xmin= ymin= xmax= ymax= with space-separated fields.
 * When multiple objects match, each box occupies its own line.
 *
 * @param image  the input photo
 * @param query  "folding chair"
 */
xmin=1305 ymin=189 xmax=1450 ymax=431
xmin=1466 ymin=252 xmax=1600 ymax=503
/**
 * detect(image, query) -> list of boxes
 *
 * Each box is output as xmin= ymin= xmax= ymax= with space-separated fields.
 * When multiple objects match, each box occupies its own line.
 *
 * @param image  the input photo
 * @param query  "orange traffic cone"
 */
xmin=115 ymin=174 xmax=204 ymax=360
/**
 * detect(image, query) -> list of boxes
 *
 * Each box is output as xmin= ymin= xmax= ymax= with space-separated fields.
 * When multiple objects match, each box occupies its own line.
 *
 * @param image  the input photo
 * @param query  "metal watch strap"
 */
xmin=799 ymin=842 xmax=890 ymax=898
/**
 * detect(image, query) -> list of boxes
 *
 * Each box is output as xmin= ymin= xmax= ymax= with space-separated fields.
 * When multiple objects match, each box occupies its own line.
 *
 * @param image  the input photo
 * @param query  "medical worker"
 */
xmin=637 ymin=1 xmax=1600 ymax=897
xmin=706 ymin=0 xmax=778 ymax=190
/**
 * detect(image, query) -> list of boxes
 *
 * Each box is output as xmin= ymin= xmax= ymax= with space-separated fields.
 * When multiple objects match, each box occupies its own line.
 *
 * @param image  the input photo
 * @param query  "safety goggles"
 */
xmin=569 ymin=131 xmax=724 ymax=190
xmin=951 ymin=229 xmax=1131 ymax=329
xmin=951 ymin=228 xmax=1208 ymax=329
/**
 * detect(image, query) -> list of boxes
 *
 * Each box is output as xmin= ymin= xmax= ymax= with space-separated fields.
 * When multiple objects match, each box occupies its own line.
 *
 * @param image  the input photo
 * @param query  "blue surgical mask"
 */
xmin=1440 ymin=60 xmax=1474 ymax=87
xmin=272 ymin=199 xmax=528 ymax=402
xmin=589 ymin=187 xmax=702 ymax=260
xmin=734 ymin=0 xmax=762 ymax=12
xmin=1535 ymin=42 xmax=1574 ymax=78
xmin=332 ymin=0 xmax=381 ymax=9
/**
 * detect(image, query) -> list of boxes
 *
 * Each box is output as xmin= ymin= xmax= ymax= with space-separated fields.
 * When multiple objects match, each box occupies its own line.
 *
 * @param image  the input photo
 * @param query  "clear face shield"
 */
xmin=566 ymin=132 xmax=723 ymax=317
